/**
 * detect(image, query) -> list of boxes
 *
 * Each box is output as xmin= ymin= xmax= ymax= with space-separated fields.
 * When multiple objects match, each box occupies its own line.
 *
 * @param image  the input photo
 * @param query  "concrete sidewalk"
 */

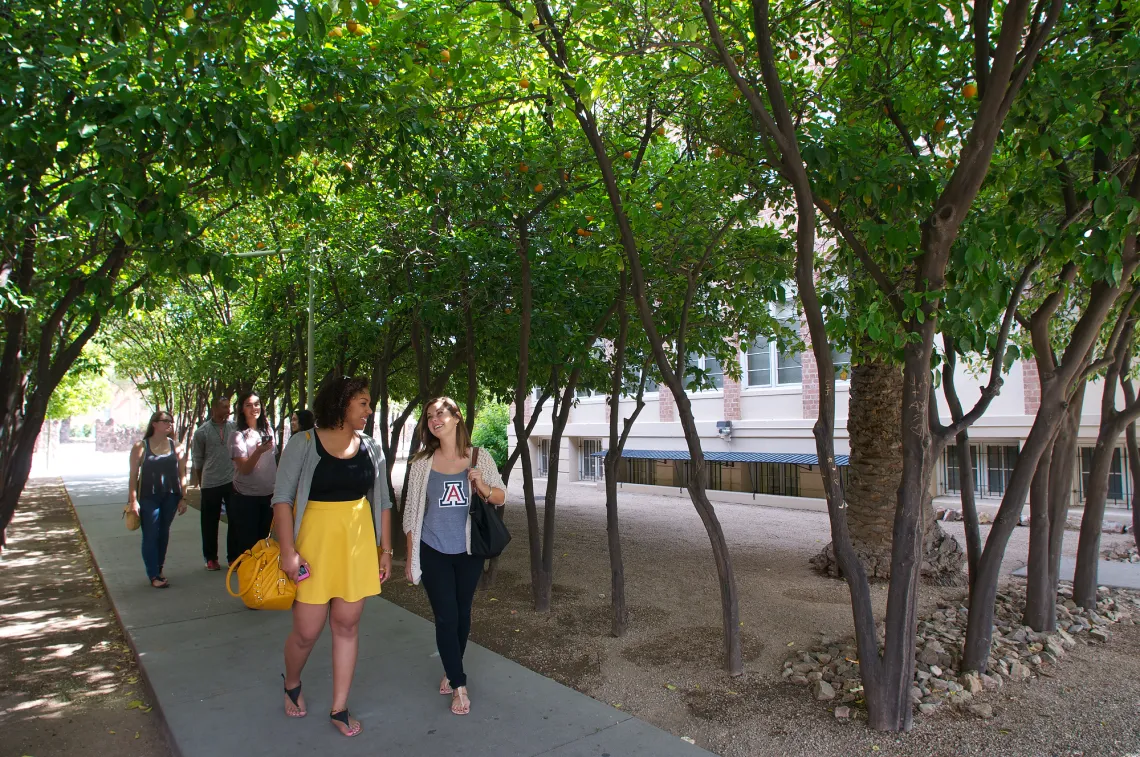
xmin=63 ymin=472 xmax=712 ymax=757
xmin=1012 ymin=556 xmax=1140 ymax=590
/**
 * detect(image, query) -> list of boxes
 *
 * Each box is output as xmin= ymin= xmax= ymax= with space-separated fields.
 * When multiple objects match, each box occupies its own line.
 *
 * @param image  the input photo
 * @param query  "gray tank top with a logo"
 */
xmin=422 ymin=469 xmax=469 ymax=554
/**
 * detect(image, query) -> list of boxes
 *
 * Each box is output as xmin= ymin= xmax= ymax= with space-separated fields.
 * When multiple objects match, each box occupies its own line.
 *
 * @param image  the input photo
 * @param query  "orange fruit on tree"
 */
xmin=577 ymin=228 xmax=592 ymax=237
xmin=933 ymin=118 xmax=946 ymax=133
xmin=183 ymin=5 xmax=195 ymax=21
xmin=656 ymin=126 xmax=666 ymax=136
xmin=562 ymin=171 xmax=569 ymax=181
xmin=712 ymin=147 xmax=724 ymax=157
xmin=301 ymin=103 xmax=316 ymax=113
xmin=519 ymin=163 xmax=529 ymax=172
xmin=343 ymin=161 xmax=353 ymax=172
xmin=256 ymin=241 xmax=266 ymax=249
xmin=329 ymin=26 xmax=343 ymax=38
xmin=335 ymin=94 xmax=345 ymax=102
xmin=788 ymin=50 xmax=800 ymax=60
xmin=440 ymin=48 xmax=451 ymax=63
xmin=534 ymin=183 xmax=543 ymax=192
xmin=623 ymin=150 xmax=632 ymax=159
xmin=585 ymin=215 xmax=594 ymax=222
xmin=654 ymin=201 xmax=663 ymax=210
xmin=519 ymin=78 xmax=530 ymax=90
xmin=962 ymin=83 xmax=978 ymax=99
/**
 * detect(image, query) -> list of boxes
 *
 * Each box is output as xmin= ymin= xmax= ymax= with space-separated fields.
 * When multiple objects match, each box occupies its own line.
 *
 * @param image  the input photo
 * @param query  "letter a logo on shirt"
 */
xmin=438 ymin=480 xmax=467 ymax=508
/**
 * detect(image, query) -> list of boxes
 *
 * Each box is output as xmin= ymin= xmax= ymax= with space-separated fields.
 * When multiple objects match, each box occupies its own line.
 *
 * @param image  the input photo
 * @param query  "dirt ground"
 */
xmin=383 ymin=480 xmax=1140 ymax=757
xmin=0 ymin=479 xmax=171 ymax=757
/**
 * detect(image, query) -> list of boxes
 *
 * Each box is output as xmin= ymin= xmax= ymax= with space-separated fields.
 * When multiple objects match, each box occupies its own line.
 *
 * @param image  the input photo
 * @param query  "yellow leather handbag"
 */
xmin=225 ymin=537 xmax=296 ymax=611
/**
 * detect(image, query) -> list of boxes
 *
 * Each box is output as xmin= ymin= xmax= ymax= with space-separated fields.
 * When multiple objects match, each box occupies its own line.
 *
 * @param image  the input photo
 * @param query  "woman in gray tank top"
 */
xmin=128 ymin=411 xmax=189 ymax=588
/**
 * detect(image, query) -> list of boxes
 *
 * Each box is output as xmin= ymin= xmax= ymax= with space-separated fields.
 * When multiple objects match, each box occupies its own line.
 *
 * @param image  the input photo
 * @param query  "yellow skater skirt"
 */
xmin=295 ymin=498 xmax=381 ymax=605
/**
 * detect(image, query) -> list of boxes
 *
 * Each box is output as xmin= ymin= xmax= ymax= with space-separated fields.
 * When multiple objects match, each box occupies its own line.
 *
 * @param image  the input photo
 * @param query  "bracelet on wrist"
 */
xmin=380 ymin=548 xmax=394 ymax=555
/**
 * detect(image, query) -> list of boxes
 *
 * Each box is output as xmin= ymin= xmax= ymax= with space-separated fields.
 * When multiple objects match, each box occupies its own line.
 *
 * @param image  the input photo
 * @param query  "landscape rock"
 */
xmin=834 ymin=706 xmax=851 ymax=720
xmin=968 ymin=704 xmax=995 ymax=719
xmin=813 ymin=680 xmax=836 ymax=701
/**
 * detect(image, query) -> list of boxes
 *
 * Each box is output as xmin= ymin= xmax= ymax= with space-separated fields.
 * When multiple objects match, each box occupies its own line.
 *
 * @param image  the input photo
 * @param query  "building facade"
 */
xmin=508 ymin=341 xmax=1134 ymax=513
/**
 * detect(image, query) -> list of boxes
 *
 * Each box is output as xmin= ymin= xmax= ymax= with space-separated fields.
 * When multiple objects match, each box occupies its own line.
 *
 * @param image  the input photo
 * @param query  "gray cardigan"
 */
xmin=271 ymin=430 xmax=391 ymax=545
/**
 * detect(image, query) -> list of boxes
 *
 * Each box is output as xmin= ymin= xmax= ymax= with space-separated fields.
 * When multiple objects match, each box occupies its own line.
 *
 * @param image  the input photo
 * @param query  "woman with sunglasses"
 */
xmin=127 ymin=411 xmax=189 ymax=588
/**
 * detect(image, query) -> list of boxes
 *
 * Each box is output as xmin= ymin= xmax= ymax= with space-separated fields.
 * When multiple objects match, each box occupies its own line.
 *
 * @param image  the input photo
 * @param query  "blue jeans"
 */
xmin=140 ymin=492 xmax=180 ymax=580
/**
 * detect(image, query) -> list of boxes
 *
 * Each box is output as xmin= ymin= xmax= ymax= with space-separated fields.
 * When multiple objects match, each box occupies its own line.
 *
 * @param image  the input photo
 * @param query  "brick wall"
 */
xmin=1023 ymin=359 xmax=1041 ymax=416
xmin=659 ymin=385 xmax=675 ymax=422
xmin=801 ymin=320 xmax=819 ymax=420
xmin=723 ymin=374 xmax=742 ymax=421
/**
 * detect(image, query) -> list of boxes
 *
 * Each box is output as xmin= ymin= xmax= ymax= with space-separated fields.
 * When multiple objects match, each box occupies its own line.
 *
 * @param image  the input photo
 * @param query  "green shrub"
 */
xmin=471 ymin=401 xmax=509 ymax=471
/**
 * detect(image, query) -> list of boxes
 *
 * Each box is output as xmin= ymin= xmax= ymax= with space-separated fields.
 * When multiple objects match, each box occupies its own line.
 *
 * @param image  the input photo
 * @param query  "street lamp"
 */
xmin=229 ymin=243 xmax=317 ymax=403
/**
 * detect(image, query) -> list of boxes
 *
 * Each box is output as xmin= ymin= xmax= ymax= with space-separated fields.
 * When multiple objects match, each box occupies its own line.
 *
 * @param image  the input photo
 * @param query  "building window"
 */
xmin=538 ymin=439 xmax=550 ymax=477
xmin=940 ymin=443 xmax=1022 ymax=498
xmin=832 ymin=348 xmax=852 ymax=382
xmin=940 ymin=444 xmax=981 ymax=494
xmin=1079 ymin=447 xmax=1131 ymax=505
xmin=624 ymin=458 xmax=656 ymax=485
xmin=574 ymin=387 xmax=601 ymax=399
xmin=987 ymin=445 xmax=1019 ymax=496
xmin=747 ymin=462 xmax=800 ymax=496
xmin=684 ymin=354 xmax=724 ymax=391
xmin=746 ymin=338 xmax=772 ymax=387
xmin=580 ymin=439 xmax=604 ymax=481
xmin=745 ymin=336 xmax=802 ymax=387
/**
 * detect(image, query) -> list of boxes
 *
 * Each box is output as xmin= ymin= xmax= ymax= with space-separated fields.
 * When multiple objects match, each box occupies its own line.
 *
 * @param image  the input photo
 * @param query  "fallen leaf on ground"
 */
xmin=126 ymin=700 xmax=143 ymax=710
xmin=681 ymin=736 xmax=696 ymax=744
xmin=664 ymin=683 xmax=677 ymax=691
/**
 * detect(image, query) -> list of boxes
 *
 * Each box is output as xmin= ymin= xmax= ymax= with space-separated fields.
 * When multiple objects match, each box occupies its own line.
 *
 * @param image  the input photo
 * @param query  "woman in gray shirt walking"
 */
xmin=402 ymin=396 xmax=506 ymax=716
xmin=127 ymin=411 xmax=188 ymax=588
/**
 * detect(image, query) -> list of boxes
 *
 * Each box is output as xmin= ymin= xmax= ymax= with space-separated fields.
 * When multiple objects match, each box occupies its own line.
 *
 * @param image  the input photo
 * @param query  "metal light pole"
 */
xmin=306 ymin=244 xmax=315 ymax=402
xmin=230 ymin=241 xmax=316 ymax=407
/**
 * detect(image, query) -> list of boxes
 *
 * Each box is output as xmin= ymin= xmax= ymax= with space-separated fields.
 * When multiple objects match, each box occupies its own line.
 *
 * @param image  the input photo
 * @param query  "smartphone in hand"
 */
xmin=296 ymin=564 xmax=311 ymax=583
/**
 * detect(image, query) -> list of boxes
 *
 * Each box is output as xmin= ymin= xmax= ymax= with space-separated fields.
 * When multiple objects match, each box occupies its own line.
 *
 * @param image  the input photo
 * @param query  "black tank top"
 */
xmin=308 ymin=432 xmax=374 ymax=502
xmin=140 ymin=439 xmax=181 ymax=496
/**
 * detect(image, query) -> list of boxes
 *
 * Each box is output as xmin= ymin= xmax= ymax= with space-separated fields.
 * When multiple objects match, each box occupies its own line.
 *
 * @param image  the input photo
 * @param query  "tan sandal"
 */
xmin=451 ymin=686 xmax=470 ymax=716
xmin=439 ymin=676 xmax=453 ymax=695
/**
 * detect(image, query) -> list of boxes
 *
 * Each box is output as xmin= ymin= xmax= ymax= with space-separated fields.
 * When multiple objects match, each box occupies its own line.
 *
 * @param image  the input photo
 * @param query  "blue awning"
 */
xmin=590 ymin=448 xmax=849 ymax=466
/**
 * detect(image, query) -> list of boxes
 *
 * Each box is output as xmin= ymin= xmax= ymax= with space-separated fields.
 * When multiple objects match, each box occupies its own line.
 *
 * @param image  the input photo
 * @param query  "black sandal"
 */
xmin=282 ymin=674 xmax=305 ymax=718
xmin=330 ymin=708 xmax=361 ymax=737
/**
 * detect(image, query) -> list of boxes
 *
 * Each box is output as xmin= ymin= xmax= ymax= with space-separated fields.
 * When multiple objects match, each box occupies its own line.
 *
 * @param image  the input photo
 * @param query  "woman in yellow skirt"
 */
xmin=271 ymin=376 xmax=393 ymax=738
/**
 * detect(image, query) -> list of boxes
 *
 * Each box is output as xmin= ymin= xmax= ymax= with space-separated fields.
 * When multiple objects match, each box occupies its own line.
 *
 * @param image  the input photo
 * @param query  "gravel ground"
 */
xmin=1 ymin=479 xmax=170 ymax=757
xmin=381 ymin=479 xmax=1140 ymax=757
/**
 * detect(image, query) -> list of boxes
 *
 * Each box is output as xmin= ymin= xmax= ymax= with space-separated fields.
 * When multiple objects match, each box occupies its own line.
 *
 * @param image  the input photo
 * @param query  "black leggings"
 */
xmin=226 ymin=491 xmax=272 ymax=563
xmin=420 ymin=542 xmax=484 ymax=688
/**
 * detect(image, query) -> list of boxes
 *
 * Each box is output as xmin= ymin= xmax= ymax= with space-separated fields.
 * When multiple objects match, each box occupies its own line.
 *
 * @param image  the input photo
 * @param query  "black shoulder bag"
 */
xmin=468 ymin=448 xmax=511 ymax=559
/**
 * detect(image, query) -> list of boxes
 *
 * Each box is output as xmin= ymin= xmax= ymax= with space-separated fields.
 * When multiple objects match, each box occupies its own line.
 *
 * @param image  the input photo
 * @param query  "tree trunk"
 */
xmin=1024 ymin=383 xmax=1083 ymax=628
xmin=1023 ymin=437 xmax=1056 ymax=630
xmin=1124 ymin=378 xmax=1140 ymax=551
xmin=813 ymin=361 xmax=964 ymax=584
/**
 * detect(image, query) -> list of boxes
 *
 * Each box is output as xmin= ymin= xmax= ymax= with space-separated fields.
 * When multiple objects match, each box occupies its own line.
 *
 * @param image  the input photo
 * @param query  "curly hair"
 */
xmin=313 ymin=375 xmax=370 ymax=429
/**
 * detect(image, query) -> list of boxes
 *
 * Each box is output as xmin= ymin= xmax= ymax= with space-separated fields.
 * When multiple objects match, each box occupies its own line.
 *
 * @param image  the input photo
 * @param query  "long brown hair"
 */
xmin=413 ymin=397 xmax=471 ymax=461
xmin=144 ymin=410 xmax=174 ymax=440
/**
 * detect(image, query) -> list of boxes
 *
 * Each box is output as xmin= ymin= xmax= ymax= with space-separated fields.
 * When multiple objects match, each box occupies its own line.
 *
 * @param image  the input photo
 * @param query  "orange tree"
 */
xmin=0 ymin=0 xmax=303 ymax=546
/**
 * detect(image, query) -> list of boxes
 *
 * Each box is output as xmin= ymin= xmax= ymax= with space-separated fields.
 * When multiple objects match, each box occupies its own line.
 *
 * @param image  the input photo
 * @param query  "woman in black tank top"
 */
xmin=128 ymin=411 xmax=189 ymax=588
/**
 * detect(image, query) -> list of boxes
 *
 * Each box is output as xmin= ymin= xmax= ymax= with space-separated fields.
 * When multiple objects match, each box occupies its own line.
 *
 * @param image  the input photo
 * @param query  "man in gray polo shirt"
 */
xmin=192 ymin=396 xmax=235 ymax=571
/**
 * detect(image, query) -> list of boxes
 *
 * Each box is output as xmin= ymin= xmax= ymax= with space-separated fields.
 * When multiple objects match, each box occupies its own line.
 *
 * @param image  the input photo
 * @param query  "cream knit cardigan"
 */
xmin=402 ymin=447 xmax=506 ymax=585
